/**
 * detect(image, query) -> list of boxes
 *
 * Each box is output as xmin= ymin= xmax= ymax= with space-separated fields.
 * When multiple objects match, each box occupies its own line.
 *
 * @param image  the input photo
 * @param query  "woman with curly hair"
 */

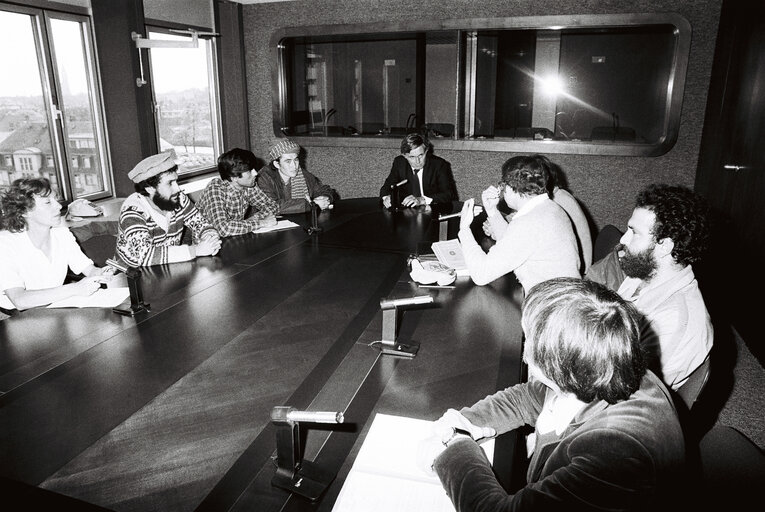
xmin=0 ymin=178 xmax=111 ymax=311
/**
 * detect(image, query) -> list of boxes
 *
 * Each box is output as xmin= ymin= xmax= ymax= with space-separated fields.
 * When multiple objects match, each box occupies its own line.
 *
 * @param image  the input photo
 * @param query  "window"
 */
xmin=274 ymin=14 xmax=690 ymax=156
xmin=146 ymin=29 xmax=223 ymax=175
xmin=0 ymin=6 xmax=111 ymax=199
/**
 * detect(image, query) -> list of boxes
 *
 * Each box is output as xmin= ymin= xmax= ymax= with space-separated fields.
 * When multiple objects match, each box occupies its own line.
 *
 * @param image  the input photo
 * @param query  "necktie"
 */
xmin=412 ymin=168 xmax=422 ymax=197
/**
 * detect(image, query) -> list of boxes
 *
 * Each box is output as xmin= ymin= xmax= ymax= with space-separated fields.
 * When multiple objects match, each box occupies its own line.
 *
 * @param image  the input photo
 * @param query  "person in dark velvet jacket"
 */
xmin=419 ymin=278 xmax=685 ymax=511
xmin=380 ymin=133 xmax=458 ymax=208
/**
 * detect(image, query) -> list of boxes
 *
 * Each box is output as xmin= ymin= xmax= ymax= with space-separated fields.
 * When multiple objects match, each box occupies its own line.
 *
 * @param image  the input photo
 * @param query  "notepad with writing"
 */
xmin=431 ymin=239 xmax=469 ymax=277
xmin=332 ymin=413 xmax=494 ymax=512
xmin=252 ymin=219 xmax=301 ymax=233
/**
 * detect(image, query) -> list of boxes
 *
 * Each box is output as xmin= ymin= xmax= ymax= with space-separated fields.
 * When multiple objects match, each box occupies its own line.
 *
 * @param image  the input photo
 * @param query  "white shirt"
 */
xmin=0 ymin=227 xmax=93 ymax=309
xmin=459 ymin=196 xmax=580 ymax=291
xmin=413 ymin=169 xmax=433 ymax=205
xmin=616 ymin=266 xmax=712 ymax=390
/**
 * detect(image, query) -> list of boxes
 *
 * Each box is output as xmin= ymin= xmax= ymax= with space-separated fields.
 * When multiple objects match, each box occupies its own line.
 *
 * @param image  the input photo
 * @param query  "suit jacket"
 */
xmin=434 ymin=372 xmax=685 ymax=511
xmin=379 ymin=154 xmax=458 ymax=205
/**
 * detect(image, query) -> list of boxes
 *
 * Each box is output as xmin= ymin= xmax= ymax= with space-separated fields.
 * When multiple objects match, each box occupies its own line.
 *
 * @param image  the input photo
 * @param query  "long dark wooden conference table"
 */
xmin=0 ymin=198 xmax=526 ymax=512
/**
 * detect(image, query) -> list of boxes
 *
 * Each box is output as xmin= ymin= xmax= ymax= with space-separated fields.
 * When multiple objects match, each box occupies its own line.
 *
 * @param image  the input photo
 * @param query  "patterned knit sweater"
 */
xmin=116 ymin=192 xmax=217 ymax=267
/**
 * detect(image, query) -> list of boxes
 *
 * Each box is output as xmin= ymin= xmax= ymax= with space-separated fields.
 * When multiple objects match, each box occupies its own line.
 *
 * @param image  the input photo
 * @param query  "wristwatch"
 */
xmin=442 ymin=427 xmax=471 ymax=447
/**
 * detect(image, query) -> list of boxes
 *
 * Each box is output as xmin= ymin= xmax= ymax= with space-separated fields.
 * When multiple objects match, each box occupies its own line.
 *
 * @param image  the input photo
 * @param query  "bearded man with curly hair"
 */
xmin=587 ymin=184 xmax=712 ymax=391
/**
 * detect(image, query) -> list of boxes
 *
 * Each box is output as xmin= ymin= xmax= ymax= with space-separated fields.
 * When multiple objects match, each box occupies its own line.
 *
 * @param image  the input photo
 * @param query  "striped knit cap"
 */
xmin=268 ymin=139 xmax=301 ymax=162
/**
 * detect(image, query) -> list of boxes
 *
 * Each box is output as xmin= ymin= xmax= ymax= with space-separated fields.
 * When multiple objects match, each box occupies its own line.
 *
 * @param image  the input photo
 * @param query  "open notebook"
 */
xmin=332 ymin=413 xmax=494 ymax=512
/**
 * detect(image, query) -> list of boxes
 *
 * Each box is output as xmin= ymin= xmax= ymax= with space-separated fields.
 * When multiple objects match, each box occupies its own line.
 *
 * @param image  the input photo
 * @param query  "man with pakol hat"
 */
xmin=116 ymin=150 xmax=221 ymax=267
xmin=257 ymin=139 xmax=337 ymax=214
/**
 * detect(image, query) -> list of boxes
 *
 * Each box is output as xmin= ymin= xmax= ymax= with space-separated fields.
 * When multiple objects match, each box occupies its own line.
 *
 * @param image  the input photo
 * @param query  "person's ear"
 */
xmin=272 ymin=159 xmax=281 ymax=171
xmin=655 ymin=237 xmax=674 ymax=258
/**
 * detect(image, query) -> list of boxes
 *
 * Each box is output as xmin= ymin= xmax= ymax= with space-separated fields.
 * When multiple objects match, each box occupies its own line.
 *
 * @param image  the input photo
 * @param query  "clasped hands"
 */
xmin=311 ymin=195 xmax=332 ymax=210
xmin=416 ymin=409 xmax=496 ymax=476
xmin=382 ymin=194 xmax=425 ymax=209
xmin=460 ymin=185 xmax=503 ymax=238
xmin=194 ymin=232 xmax=222 ymax=257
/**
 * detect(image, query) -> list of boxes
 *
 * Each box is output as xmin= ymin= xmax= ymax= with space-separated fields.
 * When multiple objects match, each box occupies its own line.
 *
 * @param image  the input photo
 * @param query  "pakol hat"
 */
xmin=268 ymin=139 xmax=300 ymax=162
xmin=128 ymin=150 xmax=178 ymax=183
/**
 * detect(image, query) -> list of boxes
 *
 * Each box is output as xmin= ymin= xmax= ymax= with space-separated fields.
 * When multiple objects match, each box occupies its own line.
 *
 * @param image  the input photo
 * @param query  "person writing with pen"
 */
xmin=419 ymin=278 xmax=685 ymax=511
xmin=457 ymin=154 xmax=580 ymax=293
xmin=0 ymin=178 xmax=114 ymax=312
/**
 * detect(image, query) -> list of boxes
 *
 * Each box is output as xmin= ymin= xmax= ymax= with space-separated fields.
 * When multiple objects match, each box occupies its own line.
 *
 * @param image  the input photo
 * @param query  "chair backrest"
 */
xmin=593 ymin=224 xmax=623 ymax=263
xmin=694 ymin=425 xmax=765 ymax=509
xmin=676 ymin=355 xmax=711 ymax=411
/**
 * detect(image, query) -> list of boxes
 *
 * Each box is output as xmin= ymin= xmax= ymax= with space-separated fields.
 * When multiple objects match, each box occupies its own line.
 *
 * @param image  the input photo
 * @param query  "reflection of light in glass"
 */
xmin=504 ymin=63 xmax=619 ymax=128
xmin=539 ymin=75 xmax=564 ymax=97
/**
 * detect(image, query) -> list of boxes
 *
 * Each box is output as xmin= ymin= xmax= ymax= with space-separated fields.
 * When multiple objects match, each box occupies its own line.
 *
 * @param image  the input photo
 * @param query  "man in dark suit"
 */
xmin=380 ymin=133 xmax=458 ymax=208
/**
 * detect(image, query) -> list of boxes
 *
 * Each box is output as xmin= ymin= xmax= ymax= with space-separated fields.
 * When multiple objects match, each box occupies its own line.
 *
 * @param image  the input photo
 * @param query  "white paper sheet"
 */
xmin=332 ymin=413 xmax=494 ymax=512
xmin=252 ymin=219 xmax=301 ymax=233
xmin=47 ymin=288 xmax=130 ymax=308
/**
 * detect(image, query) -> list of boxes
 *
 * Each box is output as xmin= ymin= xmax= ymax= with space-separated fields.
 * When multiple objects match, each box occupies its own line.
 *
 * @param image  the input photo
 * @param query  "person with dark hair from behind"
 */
xmin=116 ymin=150 xmax=221 ymax=267
xmin=257 ymin=138 xmax=337 ymax=214
xmin=380 ymin=133 xmax=458 ymax=209
xmin=459 ymin=154 xmax=579 ymax=292
xmin=586 ymin=184 xmax=712 ymax=391
xmin=419 ymin=277 xmax=685 ymax=511
xmin=196 ymin=148 xmax=279 ymax=237
xmin=0 ymin=178 xmax=112 ymax=311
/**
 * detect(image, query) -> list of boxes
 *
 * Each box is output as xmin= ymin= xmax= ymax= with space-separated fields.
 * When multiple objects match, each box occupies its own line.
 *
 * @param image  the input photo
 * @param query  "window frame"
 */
xmin=270 ymin=13 xmax=691 ymax=156
xmin=144 ymin=24 xmax=224 ymax=179
xmin=0 ymin=3 xmax=113 ymax=201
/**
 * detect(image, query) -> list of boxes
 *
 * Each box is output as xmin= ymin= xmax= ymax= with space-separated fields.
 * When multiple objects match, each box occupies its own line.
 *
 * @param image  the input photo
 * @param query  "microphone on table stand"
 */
xmin=389 ymin=179 xmax=408 ymax=211
xmin=106 ymin=258 xmax=150 ymax=316
xmin=305 ymin=193 xmax=323 ymax=234
xmin=270 ymin=406 xmax=344 ymax=501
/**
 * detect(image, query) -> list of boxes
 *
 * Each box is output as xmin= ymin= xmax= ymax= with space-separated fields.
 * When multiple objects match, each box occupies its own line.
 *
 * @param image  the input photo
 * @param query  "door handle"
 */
xmin=724 ymin=164 xmax=744 ymax=171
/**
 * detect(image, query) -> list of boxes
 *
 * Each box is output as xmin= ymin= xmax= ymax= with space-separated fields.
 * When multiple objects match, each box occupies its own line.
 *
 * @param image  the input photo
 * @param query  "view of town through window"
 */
xmin=0 ymin=7 xmax=110 ymax=200
xmin=147 ymin=30 xmax=221 ymax=175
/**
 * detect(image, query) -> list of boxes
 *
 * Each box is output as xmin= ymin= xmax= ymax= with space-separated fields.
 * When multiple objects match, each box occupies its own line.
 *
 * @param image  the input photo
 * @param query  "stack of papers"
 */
xmin=431 ymin=239 xmax=469 ymax=276
xmin=332 ymin=414 xmax=494 ymax=512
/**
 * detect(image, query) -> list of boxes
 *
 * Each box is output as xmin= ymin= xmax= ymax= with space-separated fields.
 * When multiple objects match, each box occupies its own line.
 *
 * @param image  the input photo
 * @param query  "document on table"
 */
xmin=252 ymin=219 xmax=301 ymax=233
xmin=47 ymin=288 xmax=130 ymax=308
xmin=431 ymin=239 xmax=469 ymax=276
xmin=332 ymin=413 xmax=495 ymax=512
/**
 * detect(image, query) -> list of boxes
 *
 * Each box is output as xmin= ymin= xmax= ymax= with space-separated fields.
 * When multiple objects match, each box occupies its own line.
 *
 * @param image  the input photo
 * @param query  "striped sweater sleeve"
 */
xmin=176 ymin=193 xmax=218 ymax=243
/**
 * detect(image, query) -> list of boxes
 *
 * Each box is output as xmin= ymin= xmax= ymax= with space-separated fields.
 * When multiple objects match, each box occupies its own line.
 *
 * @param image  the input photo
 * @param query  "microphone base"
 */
xmin=112 ymin=302 xmax=151 ymax=316
xmin=372 ymin=340 xmax=420 ymax=358
xmin=272 ymin=461 xmax=335 ymax=502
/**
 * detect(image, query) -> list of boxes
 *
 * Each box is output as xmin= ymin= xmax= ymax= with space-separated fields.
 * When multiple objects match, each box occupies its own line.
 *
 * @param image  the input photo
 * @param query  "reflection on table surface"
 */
xmin=0 ymin=198 xmax=523 ymax=512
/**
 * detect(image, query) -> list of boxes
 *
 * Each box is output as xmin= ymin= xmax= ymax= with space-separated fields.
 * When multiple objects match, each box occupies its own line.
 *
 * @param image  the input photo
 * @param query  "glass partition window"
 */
xmin=274 ymin=15 xmax=690 ymax=156
xmin=147 ymin=29 xmax=222 ymax=175
xmin=0 ymin=6 xmax=111 ymax=199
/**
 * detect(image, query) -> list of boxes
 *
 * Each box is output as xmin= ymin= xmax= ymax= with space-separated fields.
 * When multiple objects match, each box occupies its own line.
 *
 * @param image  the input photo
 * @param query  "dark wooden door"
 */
xmin=695 ymin=0 xmax=765 ymax=363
